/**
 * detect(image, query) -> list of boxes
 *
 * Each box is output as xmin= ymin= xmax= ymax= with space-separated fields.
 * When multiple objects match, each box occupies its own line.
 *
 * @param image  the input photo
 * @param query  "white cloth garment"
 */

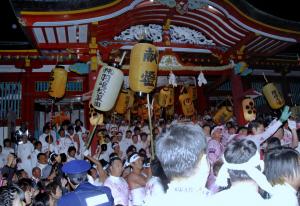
xmin=17 ymin=142 xmax=34 ymax=177
xmin=57 ymin=137 xmax=74 ymax=155
xmin=269 ymin=183 xmax=299 ymax=206
xmin=130 ymin=187 xmax=146 ymax=206
xmin=144 ymin=176 xmax=165 ymax=203
xmin=206 ymin=182 xmax=267 ymax=206
xmin=104 ymin=175 xmax=129 ymax=206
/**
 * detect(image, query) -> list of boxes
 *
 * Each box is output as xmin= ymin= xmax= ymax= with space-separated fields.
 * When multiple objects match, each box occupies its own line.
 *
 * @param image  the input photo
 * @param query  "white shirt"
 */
xmin=2 ymin=147 xmax=14 ymax=158
xmin=144 ymin=180 xmax=209 ymax=206
xmin=57 ymin=137 xmax=74 ymax=155
xmin=144 ymin=176 xmax=165 ymax=203
xmin=104 ymin=175 xmax=129 ymax=206
xmin=120 ymin=138 xmax=132 ymax=153
xmin=269 ymin=183 xmax=298 ymax=206
xmin=206 ymin=182 xmax=267 ymax=206
xmin=31 ymin=149 xmax=41 ymax=168
xmin=0 ymin=153 xmax=6 ymax=168
xmin=17 ymin=142 xmax=34 ymax=177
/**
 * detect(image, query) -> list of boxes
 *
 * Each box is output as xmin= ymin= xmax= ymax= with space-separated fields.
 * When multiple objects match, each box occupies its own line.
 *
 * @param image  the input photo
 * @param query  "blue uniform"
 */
xmin=58 ymin=182 xmax=114 ymax=206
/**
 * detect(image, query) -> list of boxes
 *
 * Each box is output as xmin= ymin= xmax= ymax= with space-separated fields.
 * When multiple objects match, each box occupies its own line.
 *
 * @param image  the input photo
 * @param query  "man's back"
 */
xmin=58 ymin=182 xmax=114 ymax=206
xmin=206 ymin=183 xmax=267 ymax=206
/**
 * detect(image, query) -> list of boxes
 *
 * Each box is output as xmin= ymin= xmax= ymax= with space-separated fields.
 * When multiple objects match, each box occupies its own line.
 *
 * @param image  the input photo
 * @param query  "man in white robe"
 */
xmin=17 ymin=135 xmax=34 ymax=177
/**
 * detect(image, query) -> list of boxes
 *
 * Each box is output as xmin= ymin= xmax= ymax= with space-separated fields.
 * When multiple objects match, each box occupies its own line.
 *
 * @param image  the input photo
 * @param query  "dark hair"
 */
xmin=75 ymin=119 xmax=83 ymax=126
xmin=224 ymin=139 xmax=257 ymax=182
xmin=264 ymin=147 xmax=300 ymax=185
xmin=75 ymin=125 xmax=82 ymax=133
xmin=150 ymin=158 xmax=170 ymax=192
xmin=3 ymin=139 xmax=11 ymax=146
xmin=45 ymin=181 xmax=60 ymax=195
xmin=16 ymin=169 xmax=26 ymax=180
xmin=68 ymin=146 xmax=76 ymax=154
xmin=134 ymin=126 xmax=140 ymax=132
xmin=138 ymin=148 xmax=147 ymax=158
xmin=248 ymin=120 xmax=265 ymax=133
xmin=49 ymin=152 xmax=58 ymax=164
xmin=32 ymin=167 xmax=41 ymax=174
xmin=42 ymin=125 xmax=50 ymax=133
xmin=17 ymin=178 xmax=33 ymax=192
xmin=34 ymin=141 xmax=42 ymax=148
xmin=265 ymin=137 xmax=281 ymax=152
xmin=45 ymin=135 xmax=53 ymax=144
xmin=37 ymin=153 xmax=46 ymax=160
xmin=126 ymin=145 xmax=137 ymax=155
xmin=0 ymin=185 xmax=24 ymax=205
xmin=156 ymin=123 xmax=207 ymax=179
xmin=61 ymin=120 xmax=71 ymax=127
xmin=60 ymin=153 xmax=67 ymax=163
xmin=58 ymin=128 xmax=64 ymax=134
xmin=32 ymin=192 xmax=51 ymax=206
xmin=109 ymin=153 xmax=122 ymax=166
xmin=237 ymin=126 xmax=248 ymax=134
xmin=67 ymin=125 xmax=74 ymax=131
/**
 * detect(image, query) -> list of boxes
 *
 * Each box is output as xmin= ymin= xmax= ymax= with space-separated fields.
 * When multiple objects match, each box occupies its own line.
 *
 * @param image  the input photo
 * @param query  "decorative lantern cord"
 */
xmin=168 ymin=71 xmax=177 ymax=87
xmin=198 ymin=71 xmax=207 ymax=87
xmin=48 ymin=99 xmax=54 ymax=147
xmin=263 ymin=72 xmax=268 ymax=83
xmin=119 ymin=51 xmax=127 ymax=66
xmin=147 ymin=94 xmax=155 ymax=160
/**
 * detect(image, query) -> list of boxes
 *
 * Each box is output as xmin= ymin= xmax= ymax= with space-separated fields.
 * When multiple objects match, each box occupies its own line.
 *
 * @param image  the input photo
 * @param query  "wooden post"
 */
xmin=231 ymin=72 xmax=247 ymax=126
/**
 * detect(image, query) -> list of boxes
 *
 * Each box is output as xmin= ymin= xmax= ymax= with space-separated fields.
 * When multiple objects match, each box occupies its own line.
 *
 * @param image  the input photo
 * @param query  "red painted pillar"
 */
xmin=197 ymin=86 xmax=207 ymax=114
xmin=87 ymin=66 xmax=101 ymax=155
xmin=21 ymin=68 xmax=35 ymax=133
xmin=231 ymin=72 xmax=247 ymax=126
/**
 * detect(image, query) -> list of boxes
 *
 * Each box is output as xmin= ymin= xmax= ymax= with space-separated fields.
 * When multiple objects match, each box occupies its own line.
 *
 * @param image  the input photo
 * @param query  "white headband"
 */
xmin=124 ymin=153 xmax=140 ymax=167
xmin=215 ymin=152 xmax=274 ymax=195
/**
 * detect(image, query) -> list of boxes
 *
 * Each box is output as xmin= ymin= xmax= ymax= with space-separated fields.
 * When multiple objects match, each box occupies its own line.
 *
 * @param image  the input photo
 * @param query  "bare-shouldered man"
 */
xmin=126 ymin=152 xmax=148 ymax=206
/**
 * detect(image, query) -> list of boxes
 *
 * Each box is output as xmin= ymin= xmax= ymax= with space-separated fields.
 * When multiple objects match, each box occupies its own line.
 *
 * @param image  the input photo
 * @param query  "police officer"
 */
xmin=58 ymin=160 xmax=114 ymax=206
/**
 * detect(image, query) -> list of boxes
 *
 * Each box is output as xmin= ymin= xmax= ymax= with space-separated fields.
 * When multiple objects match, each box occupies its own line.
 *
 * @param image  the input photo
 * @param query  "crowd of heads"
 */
xmin=0 ymin=108 xmax=299 ymax=205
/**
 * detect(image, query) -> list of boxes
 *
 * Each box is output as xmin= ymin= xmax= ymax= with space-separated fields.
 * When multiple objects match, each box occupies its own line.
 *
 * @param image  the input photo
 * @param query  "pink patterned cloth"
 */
xmin=145 ymin=176 xmax=165 ymax=202
xmin=206 ymin=139 xmax=224 ymax=165
xmin=104 ymin=175 xmax=130 ymax=206
xmin=282 ymin=128 xmax=292 ymax=146
xmin=206 ymin=173 xmax=219 ymax=194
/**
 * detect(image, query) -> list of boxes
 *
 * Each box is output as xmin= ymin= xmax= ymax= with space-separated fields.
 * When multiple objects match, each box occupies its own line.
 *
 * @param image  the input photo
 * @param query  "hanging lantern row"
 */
xmin=181 ymin=58 xmax=211 ymax=63
xmin=0 ymin=54 xmax=79 ymax=62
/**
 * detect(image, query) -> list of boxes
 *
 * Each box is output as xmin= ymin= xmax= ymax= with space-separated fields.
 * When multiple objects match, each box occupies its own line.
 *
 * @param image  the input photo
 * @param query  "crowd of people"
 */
xmin=0 ymin=105 xmax=299 ymax=206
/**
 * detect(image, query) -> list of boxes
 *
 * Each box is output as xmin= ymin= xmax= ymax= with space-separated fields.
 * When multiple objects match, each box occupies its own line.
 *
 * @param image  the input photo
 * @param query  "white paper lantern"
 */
xmin=91 ymin=65 xmax=124 ymax=111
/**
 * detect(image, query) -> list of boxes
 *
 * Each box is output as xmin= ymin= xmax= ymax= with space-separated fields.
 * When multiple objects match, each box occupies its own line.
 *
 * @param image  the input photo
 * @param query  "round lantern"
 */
xmin=129 ymin=43 xmax=158 ymax=94
xmin=213 ymin=106 xmax=233 ymax=125
xmin=115 ymin=89 xmax=130 ymax=114
xmin=48 ymin=65 xmax=68 ymax=98
xmin=159 ymin=87 xmax=171 ymax=108
xmin=179 ymin=93 xmax=195 ymax=116
xmin=91 ymin=65 xmax=124 ymax=111
xmin=262 ymin=83 xmax=285 ymax=109
xmin=242 ymin=98 xmax=256 ymax=122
